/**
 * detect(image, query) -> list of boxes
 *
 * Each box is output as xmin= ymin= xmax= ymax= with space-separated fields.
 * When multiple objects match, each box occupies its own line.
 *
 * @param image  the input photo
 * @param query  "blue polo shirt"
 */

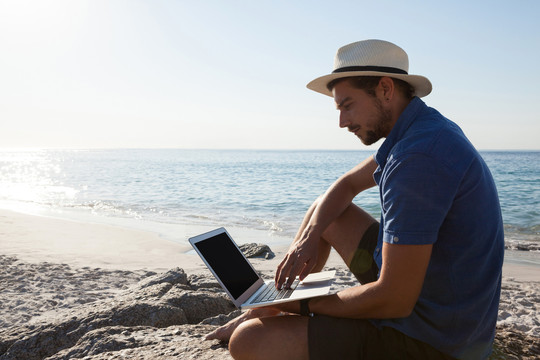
xmin=370 ymin=97 xmax=504 ymax=359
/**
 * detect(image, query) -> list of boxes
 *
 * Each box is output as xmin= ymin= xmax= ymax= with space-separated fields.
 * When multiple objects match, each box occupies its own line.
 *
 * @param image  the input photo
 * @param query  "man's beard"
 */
xmin=361 ymin=98 xmax=393 ymax=146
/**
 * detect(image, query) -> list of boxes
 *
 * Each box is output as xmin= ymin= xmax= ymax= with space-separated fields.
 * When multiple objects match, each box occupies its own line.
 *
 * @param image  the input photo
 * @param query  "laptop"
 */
xmin=189 ymin=227 xmax=335 ymax=310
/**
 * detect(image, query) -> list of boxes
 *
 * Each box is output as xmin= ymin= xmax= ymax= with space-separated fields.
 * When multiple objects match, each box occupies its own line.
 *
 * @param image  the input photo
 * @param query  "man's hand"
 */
xmin=274 ymin=156 xmax=377 ymax=290
xmin=275 ymin=225 xmax=321 ymax=289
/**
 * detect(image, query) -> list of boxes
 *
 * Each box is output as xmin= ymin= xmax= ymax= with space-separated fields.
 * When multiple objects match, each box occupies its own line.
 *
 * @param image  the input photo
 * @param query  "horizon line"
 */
xmin=1 ymin=147 xmax=539 ymax=152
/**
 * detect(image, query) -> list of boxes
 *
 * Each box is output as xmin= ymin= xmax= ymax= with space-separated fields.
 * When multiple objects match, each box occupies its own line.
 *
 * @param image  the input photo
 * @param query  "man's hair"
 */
xmin=327 ymin=76 xmax=415 ymax=100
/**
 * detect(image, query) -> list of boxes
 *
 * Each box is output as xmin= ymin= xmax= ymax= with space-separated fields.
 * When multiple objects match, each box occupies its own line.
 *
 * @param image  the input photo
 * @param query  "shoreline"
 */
xmin=1 ymin=208 xmax=539 ymax=275
xmin=0 ymin=209 xmax=297 ymax=273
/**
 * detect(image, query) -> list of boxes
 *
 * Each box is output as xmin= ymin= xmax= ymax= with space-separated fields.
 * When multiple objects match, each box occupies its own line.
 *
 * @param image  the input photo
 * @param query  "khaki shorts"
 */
xmin=307 ymin=222 xmax=456 ymax=360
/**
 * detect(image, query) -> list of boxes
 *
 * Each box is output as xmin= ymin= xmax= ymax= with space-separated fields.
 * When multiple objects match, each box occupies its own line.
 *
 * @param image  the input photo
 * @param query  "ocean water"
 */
xmin=0 ymin=149 xmax=538 ymax=248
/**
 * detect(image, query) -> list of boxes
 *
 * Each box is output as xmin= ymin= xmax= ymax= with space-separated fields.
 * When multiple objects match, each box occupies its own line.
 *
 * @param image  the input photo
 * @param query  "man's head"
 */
xmin=307 ymin=40 xmax=431 ymax=145
xmin=332 ymin=76 xmax=403 ymax=145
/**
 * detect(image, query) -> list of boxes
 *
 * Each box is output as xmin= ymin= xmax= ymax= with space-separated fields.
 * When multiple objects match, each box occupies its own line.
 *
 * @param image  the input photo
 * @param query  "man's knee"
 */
xmin=229 ymin=316 xmax=309 ymax=360
xmin=228 ymin=318 xmax=262 ymax=360
xmin=320 ymin=203 xmax=377 ymax=265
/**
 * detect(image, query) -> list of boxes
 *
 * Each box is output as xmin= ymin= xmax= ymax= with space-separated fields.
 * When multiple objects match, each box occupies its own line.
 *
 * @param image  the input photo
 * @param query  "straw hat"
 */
xmin=307 ymin=39 xmax=432 ymax=98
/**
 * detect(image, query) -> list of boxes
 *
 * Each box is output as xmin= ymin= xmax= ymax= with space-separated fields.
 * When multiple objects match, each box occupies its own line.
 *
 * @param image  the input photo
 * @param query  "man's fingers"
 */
xmin=275 ymin=242 xmax=316 ymax=288
xmin=282 ymin=254 xmax=311 ymax=288
xmin=275 ymin=253 xmax=292 ymax=288
xmin=275 ymin=252 xmax=302 ymax=288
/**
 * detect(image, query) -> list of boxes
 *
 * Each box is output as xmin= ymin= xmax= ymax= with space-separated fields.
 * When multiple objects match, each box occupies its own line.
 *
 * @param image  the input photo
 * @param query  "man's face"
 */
xmin=332 ymin=79 xmax=393 ymax=146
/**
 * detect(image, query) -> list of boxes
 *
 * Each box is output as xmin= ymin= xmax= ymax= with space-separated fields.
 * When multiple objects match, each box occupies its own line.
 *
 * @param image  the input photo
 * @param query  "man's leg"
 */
xmin=294 ymin=196 xmax=377 ymax=273
xmin=229 ymin=315 xmax=309 ymax=360
xmin=226 ymin=199 xmax=377 ymax=359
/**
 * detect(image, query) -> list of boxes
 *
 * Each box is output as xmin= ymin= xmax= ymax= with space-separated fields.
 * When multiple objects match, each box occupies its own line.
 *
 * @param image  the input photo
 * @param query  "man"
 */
xmin=206 ymin=39 xmax=504 ymax=360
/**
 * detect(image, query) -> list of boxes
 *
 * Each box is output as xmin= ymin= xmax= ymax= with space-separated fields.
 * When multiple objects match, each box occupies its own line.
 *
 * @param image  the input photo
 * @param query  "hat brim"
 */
xmin=306 ymin=71 xmax=432 ymax=98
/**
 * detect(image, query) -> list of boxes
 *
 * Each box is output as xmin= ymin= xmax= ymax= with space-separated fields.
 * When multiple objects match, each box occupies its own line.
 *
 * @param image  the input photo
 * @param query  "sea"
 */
xmin=1 ymin=149 xmax=539 ymax=263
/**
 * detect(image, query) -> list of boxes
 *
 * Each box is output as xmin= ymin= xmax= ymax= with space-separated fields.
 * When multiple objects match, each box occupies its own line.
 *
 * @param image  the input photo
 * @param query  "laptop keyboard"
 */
xmin=251 ymin=278 xmax=300 ymax=304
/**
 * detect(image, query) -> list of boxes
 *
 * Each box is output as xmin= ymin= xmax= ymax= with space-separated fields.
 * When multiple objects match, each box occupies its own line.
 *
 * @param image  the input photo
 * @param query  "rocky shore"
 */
xmin=0 ymin=254 xmax=538 ymax=359
xmin=0 ymin=256 xmax=236 ymax=360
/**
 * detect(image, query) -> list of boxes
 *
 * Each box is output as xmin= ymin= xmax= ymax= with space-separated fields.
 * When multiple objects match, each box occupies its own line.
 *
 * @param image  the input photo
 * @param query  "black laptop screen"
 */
xmin=194 ymin=232 xmax=260 ymax=300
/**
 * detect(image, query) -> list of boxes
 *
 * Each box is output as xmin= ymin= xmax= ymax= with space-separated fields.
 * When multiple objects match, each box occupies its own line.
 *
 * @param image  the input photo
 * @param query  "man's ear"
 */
xmin=379 ymin=77 xmax=395 ymax=101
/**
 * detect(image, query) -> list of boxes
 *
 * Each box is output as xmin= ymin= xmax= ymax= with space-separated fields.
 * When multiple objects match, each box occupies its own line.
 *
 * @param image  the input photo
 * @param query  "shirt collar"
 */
xmin=375 ymin=96 xmax=425 ymax=168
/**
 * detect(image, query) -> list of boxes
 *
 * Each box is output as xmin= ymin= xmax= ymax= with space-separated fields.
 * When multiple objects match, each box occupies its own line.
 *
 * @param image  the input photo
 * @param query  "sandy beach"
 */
xmin=1 ymin=209 xmax=539 ymax=359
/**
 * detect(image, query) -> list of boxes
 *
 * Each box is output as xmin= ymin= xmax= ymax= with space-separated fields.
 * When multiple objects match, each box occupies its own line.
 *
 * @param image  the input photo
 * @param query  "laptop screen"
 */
xmin=192 ymin=231 xmax=260 ymax=300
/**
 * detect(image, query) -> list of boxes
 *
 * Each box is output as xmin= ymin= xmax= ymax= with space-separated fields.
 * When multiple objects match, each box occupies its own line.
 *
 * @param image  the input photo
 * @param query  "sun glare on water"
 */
xmin=0 ymin=150 xmax=78 ymax=212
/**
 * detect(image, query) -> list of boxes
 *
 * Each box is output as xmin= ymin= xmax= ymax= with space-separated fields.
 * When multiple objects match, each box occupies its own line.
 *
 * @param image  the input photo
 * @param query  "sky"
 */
xmin=0 ymin=0 xmax=539 ymax=150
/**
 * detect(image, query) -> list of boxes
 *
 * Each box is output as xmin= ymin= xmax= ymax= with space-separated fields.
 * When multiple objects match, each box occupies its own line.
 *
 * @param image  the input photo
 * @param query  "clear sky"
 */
xmin=1 ymin=0 xmax=539 ymax=150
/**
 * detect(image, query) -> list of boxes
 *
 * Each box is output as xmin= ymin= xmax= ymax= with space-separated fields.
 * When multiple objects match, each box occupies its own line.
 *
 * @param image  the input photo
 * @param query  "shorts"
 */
xmin=308 ymin=316 xmax=456 ymax=360
xmin=349 ymin=221 xmax=380 ymax=284
xmin=307 ymin=222 xmax=456 ymax=360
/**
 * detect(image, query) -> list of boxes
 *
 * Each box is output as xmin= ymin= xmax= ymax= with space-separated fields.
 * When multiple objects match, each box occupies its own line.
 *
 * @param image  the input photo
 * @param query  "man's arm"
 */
xmin=279 ymin=242 xmax=432 ymax=319
xmin=205 ymin=243 xmax=432 ymax=343
xmin=275 ymin=155 xmax=378 ymax=288
xmin=306 ymin=154 xmax=378 ymax=232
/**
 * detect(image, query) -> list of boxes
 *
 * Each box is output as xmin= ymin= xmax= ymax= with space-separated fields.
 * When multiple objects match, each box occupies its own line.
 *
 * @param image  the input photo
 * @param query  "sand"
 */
xmin=1 ymin=209 xmax=539 ymax=359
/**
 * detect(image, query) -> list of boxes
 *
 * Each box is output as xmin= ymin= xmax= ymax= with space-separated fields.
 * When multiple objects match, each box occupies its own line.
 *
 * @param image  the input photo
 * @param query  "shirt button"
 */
xmin=393 ymin=236 xmax=399 ymax=243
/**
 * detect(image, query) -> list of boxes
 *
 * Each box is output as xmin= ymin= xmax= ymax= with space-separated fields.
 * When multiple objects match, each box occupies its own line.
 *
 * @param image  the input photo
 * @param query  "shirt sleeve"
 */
xmin=379 ymin=153 xmax=461 ymax=245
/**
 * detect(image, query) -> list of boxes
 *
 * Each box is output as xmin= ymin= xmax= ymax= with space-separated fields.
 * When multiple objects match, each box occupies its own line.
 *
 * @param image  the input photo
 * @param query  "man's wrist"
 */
xmin=299 ymin=298 xmax=313 ymax=317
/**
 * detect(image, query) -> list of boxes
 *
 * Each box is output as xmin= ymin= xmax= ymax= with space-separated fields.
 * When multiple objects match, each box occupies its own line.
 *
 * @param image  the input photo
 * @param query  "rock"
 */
xmin=505 ymin=240 xmax=540 ymax=252
xmin=187 ymin=274 xmax=222 ymax=291
xmin=200 ymin=310 xmax=242 ymax=326
xmin=0 ymin=268 xmax=235 ymax=360
xmin=138 ymin=267 xmax=188 ymax=289
xmin=161 ymin=287 xmax=235 ymax=324
xmin=45 ymin=325 xmax=233 ymax=360
xmin=491 ymin=325 xmax=540 ymax=359
xmin=239 ymin=243 xmax=275 ymax=259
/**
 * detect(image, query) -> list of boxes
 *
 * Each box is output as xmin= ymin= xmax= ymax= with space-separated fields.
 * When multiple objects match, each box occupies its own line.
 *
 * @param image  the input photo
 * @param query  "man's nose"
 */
xmin=339 ymin=111 xmax=350 ymax=128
